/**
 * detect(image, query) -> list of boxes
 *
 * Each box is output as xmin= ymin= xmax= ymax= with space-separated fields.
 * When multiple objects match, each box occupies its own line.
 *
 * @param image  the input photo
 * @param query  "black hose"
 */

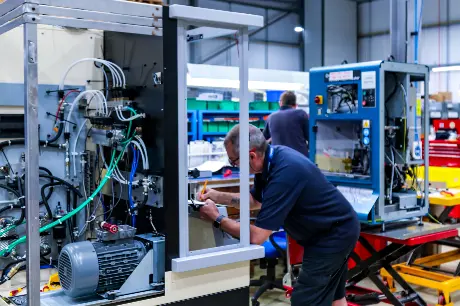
xmin=66 ymin=189 xmax=71 ymax=214
xmin=0 ymin=258 xmax=25 ymax=284
xmin=40 ymin=183 xmax=54 ymax=219
xmin=39 ymin=167 xmax=53 ymax=177
xmin=40 ymin=181 xmax=83 ymax=219
xmin=39 ymin=167 xmax=54 ymax=201
xmin=47 ymin=121 xmax=64 ymax=144
xmin=39 ymin=175 xmax=83 ymax=198
xmin=67 ymin=189 xmax=75 ymax=243
xmin=0 ymin=185 xmax=20 ymax=198
xmin=0 ymin=185 xmax=24 ymax=226
xmin=72 ymin=191 xmax=77 ymax=226
xmin=0 ymin=204 xmax=22 ymax=216
xmin=0 ymin=234 xmax=18 ymax=241
xmin=0 ymin=139 xmax=62 ymax=151
xmin=20 ymin=171 xmax=54 ymax=207
xmin=140 ymin=193 xmax=148 ymax=208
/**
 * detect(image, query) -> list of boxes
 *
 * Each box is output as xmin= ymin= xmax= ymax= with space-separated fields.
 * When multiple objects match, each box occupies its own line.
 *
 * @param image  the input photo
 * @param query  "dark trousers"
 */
xmin=291 ymin=245 xmax=353 ymax=306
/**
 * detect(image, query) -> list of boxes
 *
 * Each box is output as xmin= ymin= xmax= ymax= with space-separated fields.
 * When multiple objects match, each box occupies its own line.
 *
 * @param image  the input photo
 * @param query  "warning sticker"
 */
xmin=362 ymin=120 xmax=370 ymax=128
xmin=361 ymin=71 xmax=376 ymax=90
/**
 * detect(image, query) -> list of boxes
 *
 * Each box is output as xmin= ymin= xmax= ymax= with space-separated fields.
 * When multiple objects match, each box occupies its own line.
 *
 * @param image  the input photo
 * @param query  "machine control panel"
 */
xmin=362 ymin=89 xmax=376 ymax=108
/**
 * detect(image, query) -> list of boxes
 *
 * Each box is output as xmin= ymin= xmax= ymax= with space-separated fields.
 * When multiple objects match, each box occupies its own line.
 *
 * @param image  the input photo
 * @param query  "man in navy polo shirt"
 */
xmin=199 ymin=124 xmax=360 ymax=306
xmin=263 ymin=91 xmax=309 ymax=157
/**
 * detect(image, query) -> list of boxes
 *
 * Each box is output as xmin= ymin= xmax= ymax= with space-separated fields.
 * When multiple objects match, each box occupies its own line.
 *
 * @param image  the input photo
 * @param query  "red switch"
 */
xmin=315 ymin=95 xmax=323 ymax=105
xmin=101 ymin=221 xmax=118 ymax=234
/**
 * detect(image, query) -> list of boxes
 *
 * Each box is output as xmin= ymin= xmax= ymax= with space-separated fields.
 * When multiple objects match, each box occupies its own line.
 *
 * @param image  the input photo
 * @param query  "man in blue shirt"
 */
xmin=263 ymin=91 xmax=309 ymax=156
xmin=199 ymin=124 xmax=359 ymax=306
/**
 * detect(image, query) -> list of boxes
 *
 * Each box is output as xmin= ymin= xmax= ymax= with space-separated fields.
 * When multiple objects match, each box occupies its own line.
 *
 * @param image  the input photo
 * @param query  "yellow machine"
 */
xmin=416 ymin=166 xmax=460 ymax=189
xmin=381 ymin=192 xmax=460 ymax=306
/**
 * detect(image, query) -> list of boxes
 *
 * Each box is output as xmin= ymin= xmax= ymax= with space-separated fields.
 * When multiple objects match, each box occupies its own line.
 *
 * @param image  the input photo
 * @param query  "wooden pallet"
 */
xmin=127 ymin=0 xmax=163 ymax=5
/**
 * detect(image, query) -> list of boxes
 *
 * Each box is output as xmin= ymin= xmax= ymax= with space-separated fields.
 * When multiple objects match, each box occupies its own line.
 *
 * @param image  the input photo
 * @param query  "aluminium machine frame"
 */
xmin=0 ymin=1 xmax=264 ymax=305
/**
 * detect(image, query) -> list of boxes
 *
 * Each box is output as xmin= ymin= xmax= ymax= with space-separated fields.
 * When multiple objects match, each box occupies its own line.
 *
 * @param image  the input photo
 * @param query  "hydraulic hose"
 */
xmin=41 ymin=182 xmax=83 ymax=219
xmin=39 ymin=167 xmax=54 ymax=202
xmin=0 ymin=258 xmax=25 ymax=284
xmin=40 ymin=184 xmax=55 ymax=219
xmin=0 ymin=139 xmax=62 ymax=151
xmin=0 ymin=185 xmax=24 ymax=226
xmin=0 ymin=143 xmax=129 ymax=256
xmin=0 ymin=205 xmax=23 ymax=218
xmin=21 ymin=169 xmax=55 ymax=206
xmin=140 ymin=193 xmax=148 ymax=208
xmin=47 ymin=121 xmax=64 ymax=144
xmin=0 ymin=185 xmax=20 ymax=198
xmin=38 ymin=175 xmax=83 ymax=198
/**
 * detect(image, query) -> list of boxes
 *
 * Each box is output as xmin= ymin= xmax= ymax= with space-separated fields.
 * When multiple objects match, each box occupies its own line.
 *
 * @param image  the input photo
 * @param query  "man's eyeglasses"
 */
xmin=228 ymin=156 xmax=239 ymax=167
xmin=228 ymin=149 xmax=256 ymax=167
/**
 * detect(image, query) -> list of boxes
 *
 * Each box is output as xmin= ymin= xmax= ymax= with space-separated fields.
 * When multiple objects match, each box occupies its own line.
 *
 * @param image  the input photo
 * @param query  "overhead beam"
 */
xmin=198 ymin=11 xmax=292 ymax=64
xmin=210 ymin=0 xmax=298 ymax=12
xmin=359 ymin=18 xmax=460 ymax=39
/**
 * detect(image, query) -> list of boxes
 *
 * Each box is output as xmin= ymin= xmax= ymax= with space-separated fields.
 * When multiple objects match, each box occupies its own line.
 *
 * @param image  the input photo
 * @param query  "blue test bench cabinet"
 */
xmin=309 ymin=61 xmax=430 ymax=225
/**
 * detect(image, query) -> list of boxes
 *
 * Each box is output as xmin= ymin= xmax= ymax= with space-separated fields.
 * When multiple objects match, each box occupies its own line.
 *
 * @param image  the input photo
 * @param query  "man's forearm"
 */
xmin=220 ymin=217 xmax=241 ymax=238
xmin=213 ymin=192 xmax=261 ymax=210
xmin=220 ymin=218 xmax=271 ymax=245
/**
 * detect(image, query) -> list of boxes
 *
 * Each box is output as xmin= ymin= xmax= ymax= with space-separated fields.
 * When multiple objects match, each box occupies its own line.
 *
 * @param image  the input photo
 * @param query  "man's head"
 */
xmin=279 ymin=91 xmax=297 ymax=108
xmin=224 ymin=124 xmax=268 ymax=174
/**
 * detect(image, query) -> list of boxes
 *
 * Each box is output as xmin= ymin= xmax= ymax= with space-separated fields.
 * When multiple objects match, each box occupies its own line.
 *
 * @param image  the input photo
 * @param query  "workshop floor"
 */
xmin=250 ymin=247 xmax=460 ymax=306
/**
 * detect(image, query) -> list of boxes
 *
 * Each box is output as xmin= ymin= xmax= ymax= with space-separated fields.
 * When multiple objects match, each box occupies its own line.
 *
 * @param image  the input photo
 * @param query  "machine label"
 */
xmin=361 ymin=71 xmax=376 ymax=89
xmin=363 ymin=120 xmax=370 ymax=128
xmin=430 ymin=111 xmax=442 ymax=118
xmin=448 ymin=111 xmax=459 ymax=118
xmin=363 ymin=128 xmax=370 ymax=137
xmin=363 ymin=137 xmax=370 ymax=145
xmin=324 ymin=70 xmax=361 ymax=82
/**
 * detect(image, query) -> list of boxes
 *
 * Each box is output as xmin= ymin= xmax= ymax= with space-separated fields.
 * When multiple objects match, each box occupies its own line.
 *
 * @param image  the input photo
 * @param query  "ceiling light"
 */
xmin=432 ymin=65 xmax=460 ymax=73
xmin=294 ymin=26 xmax=304 ymax=33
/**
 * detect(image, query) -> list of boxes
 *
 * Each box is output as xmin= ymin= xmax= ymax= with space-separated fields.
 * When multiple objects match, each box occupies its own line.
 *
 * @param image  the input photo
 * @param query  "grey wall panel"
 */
xmin=267 ymin=10 xmax=300 ymax=45
xmin=324 ymin=0 xmax=357 ymax=65
xmin=358 ymin=0 xmax=390 ymax=35
xmin=248 ymin=42 xmax=266 ymax=69
xmin=267 ymin=44 xmax=301 ymax=71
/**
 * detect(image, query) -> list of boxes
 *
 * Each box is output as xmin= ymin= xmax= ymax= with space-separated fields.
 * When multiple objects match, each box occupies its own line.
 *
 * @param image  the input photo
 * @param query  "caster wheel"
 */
xmin=438 ymin=293 xmax=446 ymax=305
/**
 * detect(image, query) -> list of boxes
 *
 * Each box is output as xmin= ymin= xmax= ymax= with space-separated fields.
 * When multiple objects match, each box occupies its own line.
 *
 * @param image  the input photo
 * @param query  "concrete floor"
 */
xmin=250 ymin=248 xmax=460 ymax=306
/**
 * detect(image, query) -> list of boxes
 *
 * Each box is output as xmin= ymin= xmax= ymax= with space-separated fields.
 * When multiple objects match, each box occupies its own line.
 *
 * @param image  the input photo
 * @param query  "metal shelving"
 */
xmin=197 ymin=110 xmax=273 ymax=140
xmin=188 ymin=110 xmax=198 ymax=140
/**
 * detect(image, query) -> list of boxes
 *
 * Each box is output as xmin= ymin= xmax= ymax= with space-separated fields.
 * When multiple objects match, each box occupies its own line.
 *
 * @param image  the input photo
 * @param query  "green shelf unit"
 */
xmin=269 ymin=102 xmax=280 ymax=111
xmin=207 ymin=100 xmax=237 ymax=111
xmin=197 ymin=110 xmax=273 ymax=140
xmin=249 ymin=101 xmax=270 ymax=111
xmin=187 ymin=99 xmax=207 ymax=110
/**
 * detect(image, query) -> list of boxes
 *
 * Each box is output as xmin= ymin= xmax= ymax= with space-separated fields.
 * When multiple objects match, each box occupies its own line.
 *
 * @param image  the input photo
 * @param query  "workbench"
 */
xmin=429 ymin=189 xmax=460 ymax=223
xmin=189 ymin=174 xmax=254 ymax=194
xmin=189 ymin=174 xmax=255 ymax=218
xmin=346 ymin=222 xmax=459 ymax=306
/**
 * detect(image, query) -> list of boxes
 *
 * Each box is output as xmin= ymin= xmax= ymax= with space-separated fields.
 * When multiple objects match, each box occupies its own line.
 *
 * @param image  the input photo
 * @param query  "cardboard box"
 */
xmin=439 ymin=91 xmax=453 ymax=102
xmin=429 ymin=94 xmax=443 ymax=102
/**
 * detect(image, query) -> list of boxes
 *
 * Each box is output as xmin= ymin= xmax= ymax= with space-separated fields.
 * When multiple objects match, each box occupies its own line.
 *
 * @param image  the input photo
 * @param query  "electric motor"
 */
xmin=58 ymin=239 xmax=146 ymax=298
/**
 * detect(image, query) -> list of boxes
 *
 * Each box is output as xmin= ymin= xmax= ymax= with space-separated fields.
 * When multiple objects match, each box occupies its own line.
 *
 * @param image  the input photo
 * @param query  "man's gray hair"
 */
xmin=224 ymin=124 xmax=268 ymax=156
